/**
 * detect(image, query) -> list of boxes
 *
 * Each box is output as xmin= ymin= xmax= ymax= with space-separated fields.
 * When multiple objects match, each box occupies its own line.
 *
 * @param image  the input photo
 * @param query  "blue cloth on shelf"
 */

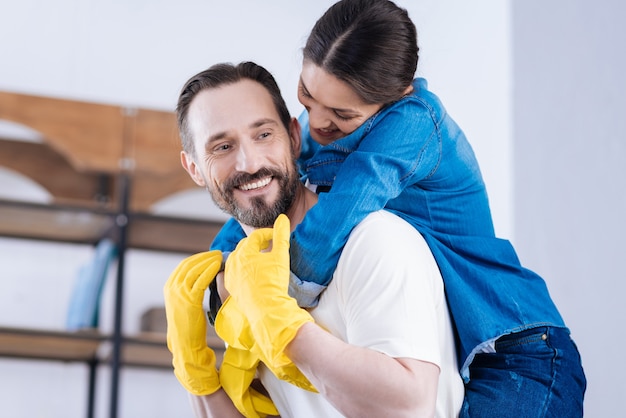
xmin=65 ymin=238 xmax=117 ymax=330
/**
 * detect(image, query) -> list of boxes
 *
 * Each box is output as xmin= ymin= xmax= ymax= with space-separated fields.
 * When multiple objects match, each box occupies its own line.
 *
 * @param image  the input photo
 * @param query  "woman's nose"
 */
xmin=307 ymin=106 xmax=331 ymax=129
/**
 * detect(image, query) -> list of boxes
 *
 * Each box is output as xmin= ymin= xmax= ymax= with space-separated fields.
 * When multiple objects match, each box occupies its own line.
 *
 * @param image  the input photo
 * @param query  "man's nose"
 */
xmin=234 ymin=141 xmax=263 ymax=173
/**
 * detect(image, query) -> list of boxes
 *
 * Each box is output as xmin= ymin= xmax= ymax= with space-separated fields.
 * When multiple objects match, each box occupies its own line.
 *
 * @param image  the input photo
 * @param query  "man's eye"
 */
xmin=213 ymin=143 xmax=231 ymax=153
xmin=258 ymin=132 xmax=271 ymax=140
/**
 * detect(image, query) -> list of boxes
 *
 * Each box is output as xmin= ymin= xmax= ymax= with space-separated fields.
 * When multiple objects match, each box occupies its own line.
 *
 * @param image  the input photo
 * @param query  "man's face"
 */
xmin=182 ymin=79 xmax=300 ymax=228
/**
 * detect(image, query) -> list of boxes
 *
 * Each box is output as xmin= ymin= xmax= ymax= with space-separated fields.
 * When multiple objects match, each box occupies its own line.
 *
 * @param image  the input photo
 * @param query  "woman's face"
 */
xmin=298 ymin=62 xmax=382 ymax=146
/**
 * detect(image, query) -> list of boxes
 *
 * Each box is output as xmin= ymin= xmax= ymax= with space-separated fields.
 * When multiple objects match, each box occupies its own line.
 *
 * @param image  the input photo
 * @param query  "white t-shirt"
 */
xmin=259 ymin=210 xmax=464 ymax=417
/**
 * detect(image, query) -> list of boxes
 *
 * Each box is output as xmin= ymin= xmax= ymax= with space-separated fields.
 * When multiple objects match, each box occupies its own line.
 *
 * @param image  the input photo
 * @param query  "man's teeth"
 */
xmin=239 ymin=177 xmax=271 ymax=191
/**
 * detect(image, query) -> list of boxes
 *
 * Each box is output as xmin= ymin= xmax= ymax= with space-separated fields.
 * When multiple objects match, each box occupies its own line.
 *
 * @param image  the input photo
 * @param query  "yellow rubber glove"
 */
xmin=216 ymin=294 xmax=316 ymax=392
xmin=224 ymin=214 xmax=315 ymax=371
xmin=220 ymin=345 xmax=279 ymax=418
xmin=163 ymin=250 xmax=222 ymax=395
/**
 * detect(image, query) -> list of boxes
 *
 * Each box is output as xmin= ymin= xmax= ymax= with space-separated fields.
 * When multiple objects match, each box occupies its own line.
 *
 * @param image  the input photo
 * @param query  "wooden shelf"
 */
xmin=116 ymin=333 xmax=223 ymax=369
xmin=0 ymin=139 xmax=113 ymax=206
xmin=0 ymin=91 xmax=183 ymax=177
xmin=0 ymin=91 xmax=225 ymax=252
xmin=0 ymin=137 xmax=199 ymax=213
xmin=0 ymin=91 xmax=126 ymax=173
xmin=0 ymin=90 xmax=227 ymax=417
xmin=0 ymin=91 xmax=203 ymax=213
xmin=127 ymin=212 xmax=223 ymax=254
xmin=0 ymin=199 xmax=113 ymax=244
xmin=0 ymin=198 xmax=223 ymax=254
xmin=0 ymin=326 xmax=105 ymax=363
xmin=0 ymin=327 xmax=224 ymax=370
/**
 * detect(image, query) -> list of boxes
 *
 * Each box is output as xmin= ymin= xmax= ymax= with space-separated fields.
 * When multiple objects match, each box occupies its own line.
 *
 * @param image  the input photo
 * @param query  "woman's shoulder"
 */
xmin=373 ymin=77 xmax=447 ymax=126
xmin=365 ymin=79 xmax=445 ymax=134
xmin=409 ymin=78 xmax=445 ymax=112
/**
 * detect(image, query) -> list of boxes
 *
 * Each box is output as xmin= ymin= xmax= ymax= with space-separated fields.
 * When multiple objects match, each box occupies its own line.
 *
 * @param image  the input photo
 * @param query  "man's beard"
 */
xmin=210 ymin=166 xmax=299 ymax=228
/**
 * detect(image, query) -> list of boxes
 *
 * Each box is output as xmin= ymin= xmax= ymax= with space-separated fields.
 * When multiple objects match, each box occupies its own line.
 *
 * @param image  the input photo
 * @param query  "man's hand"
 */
xmin=216 ymin=293 xmax=316 ymax=392
xmin=164 ymin=250 xmax=222 ymax=395
xmin=223 ymin=214 xmax=315 ymax=370
xmin=219 ymin=345 xmax=279 ymax=417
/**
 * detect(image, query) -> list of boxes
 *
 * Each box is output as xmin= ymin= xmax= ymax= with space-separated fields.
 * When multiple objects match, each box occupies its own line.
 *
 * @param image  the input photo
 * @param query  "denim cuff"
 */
xmin=288 ymin=271 xmax=326 ymax=308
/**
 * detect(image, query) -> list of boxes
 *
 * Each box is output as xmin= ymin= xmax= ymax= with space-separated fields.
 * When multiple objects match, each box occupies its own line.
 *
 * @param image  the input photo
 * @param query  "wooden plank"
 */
xmin=0 ymin=327 xmax=223 ymax=369
xmin=0 ymin=139 xmax=115 ymax=206
xmin=113 ymin=332 xmax=223 ymax=369
xmin=127 ymin=212 xmax=222 ymax=253
xmin=115 ymin=107 xmax=199 ymax=211
xmin=0 ymin=118 xmax=199 ymax=212
xmin=0 ymin=200 xmax=114 ymax=244
xmin=130 ymin=108 xmax=182 ymax=176
xmin=0 ymin=91 xmax=188 ymax=180
xmin=0 ymin=91 xmax=125 ymax=172
xmin=130 ymin=170 xmax=198 ymax=212
xmin=0 ymin=327 xmax=104 ymax=362
xmin=0 ymin=199 xmax=223 ymax=253
xmin=120 ymin=333 xmax=174 ymax=369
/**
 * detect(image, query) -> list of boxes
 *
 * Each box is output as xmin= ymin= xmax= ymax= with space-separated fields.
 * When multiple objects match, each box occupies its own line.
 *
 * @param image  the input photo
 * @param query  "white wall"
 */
xmin=0 ymin=1 xmax=511 ymax=417
xmin=513 ymin=0 xmax=626 ymax=416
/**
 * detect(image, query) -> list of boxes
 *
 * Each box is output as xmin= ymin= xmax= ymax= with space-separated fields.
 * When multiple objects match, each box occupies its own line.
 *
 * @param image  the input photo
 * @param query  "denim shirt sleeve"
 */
xmin=210 ymin=216 xmax=246 ymax=252
xmin=290 ymin=95 xmax=443 ymax=287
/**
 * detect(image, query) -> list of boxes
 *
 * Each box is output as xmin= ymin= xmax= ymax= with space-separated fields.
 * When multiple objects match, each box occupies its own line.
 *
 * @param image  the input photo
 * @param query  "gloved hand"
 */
xmin=220 ymin=345 xmax=279 ymax=418
xmin=216 ymin=293 xmax=316 ymax=392
xmin=224 ymin=214 xmax=314 ymax=371
xmin=163 ymin=250 xmax=222 ymax=395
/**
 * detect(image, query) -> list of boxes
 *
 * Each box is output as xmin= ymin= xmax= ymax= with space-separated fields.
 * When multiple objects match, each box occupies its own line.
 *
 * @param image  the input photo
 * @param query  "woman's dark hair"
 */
xmin=176 ymin=61 xmax=291 ymax=156
xmin=303 ymin=0 xmax=418 ymax=105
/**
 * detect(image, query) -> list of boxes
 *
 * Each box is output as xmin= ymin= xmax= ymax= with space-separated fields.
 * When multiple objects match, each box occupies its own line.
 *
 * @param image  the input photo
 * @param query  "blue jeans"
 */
xmin=460 ymin=326 xmax=586 ymax=417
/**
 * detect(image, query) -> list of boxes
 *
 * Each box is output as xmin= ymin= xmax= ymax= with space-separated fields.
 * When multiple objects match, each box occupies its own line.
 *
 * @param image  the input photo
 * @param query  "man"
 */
xmin=165 ymin=62 xmax=463 ymax=417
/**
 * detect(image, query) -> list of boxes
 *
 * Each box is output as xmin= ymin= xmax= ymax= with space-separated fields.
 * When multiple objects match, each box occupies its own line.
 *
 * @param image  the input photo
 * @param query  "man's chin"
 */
xmin=234 ymin=209 xmax=280 ymax=229
xmin=230 ymin=197 xmax=282 ymax=228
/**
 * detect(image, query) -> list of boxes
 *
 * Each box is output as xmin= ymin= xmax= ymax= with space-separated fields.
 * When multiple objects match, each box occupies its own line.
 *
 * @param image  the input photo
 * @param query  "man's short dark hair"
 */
xmin=176 ymin=62 xmax=292 ymax=157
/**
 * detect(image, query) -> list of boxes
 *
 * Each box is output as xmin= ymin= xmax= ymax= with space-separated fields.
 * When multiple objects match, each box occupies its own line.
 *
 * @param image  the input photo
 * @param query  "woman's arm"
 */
xmin=290 ymin=103 xmax=441 ymax=288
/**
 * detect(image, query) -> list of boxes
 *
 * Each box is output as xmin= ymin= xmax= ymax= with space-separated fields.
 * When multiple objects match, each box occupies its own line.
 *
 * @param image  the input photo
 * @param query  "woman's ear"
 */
xmin=180 ymin=150 xmax=206 ymax=187
xmin=289 ymin=117 xmax=302 ymax=160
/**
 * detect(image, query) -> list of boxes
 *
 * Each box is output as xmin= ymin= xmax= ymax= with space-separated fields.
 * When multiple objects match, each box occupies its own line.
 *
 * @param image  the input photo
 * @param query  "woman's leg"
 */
xmin=460 ymin=326 xmax=586 ymax=418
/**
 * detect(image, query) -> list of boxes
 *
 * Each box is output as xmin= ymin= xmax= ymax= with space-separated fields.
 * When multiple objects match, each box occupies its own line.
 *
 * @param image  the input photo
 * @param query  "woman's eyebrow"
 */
xmin=299 ymin=77 xmax=312 ymax=97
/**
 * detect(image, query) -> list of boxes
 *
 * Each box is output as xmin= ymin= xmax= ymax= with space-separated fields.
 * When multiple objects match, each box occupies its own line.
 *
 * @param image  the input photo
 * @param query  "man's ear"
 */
xmin=180 ymin=150 xmax=206 ymax=187
xmin=289 ymin=117 xmax=302 ymax=160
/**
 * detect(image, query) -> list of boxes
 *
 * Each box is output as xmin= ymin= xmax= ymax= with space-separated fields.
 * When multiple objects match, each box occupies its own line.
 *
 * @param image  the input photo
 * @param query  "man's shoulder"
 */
xmin=332 ymin=209 xmax=444 ymax=320
xmin=342 ymin=210 xmax=435 ymax=268
xmin=351 ymin=210 xmax=422 ymax=244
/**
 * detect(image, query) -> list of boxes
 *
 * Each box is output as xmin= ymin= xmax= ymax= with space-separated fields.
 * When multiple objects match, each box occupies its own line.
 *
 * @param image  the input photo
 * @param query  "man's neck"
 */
xmin=240 ymin=184 xmax=318 ymax=235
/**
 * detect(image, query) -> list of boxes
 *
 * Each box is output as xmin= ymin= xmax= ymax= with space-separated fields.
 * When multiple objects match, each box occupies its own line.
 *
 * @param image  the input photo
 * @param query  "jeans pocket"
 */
xmin=494 ymin=326 xmax=549 ymax=353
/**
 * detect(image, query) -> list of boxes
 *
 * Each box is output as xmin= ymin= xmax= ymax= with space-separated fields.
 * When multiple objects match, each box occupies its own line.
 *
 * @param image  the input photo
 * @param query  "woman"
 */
xmin=212 ymin=0 xmax=586 ymax=416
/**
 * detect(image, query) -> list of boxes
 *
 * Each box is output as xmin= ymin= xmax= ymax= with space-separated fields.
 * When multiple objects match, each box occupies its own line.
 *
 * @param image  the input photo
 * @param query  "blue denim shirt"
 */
xmin=211 ymin=78 xmax=567 ymax=380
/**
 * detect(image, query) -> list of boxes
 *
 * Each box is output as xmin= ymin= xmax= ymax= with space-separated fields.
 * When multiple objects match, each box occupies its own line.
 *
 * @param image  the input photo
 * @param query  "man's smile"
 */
xmin=238 ymin=176 xmax=272 ymax=191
